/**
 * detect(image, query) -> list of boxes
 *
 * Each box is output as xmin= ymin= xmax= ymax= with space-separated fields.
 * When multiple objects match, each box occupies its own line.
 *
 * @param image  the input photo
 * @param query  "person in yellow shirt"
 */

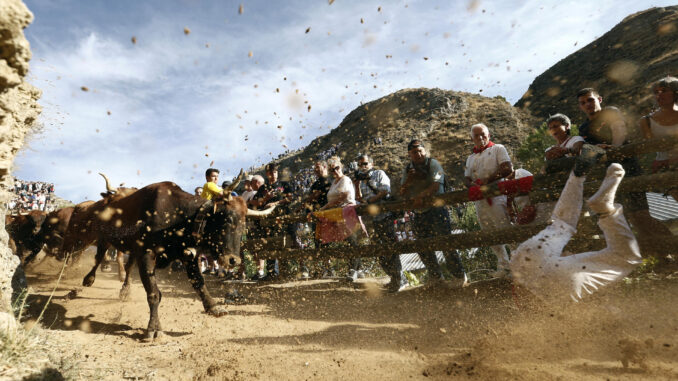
xmin=201 ymin=168 xmax=223 ymax=200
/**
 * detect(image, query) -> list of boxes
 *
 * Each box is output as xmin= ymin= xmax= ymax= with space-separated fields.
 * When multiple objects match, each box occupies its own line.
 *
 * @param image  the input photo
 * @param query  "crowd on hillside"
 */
xmin=6 ymin=180 xmax=57 ymax=214
xmin=198 ymin=77 xmax=678 ymax=299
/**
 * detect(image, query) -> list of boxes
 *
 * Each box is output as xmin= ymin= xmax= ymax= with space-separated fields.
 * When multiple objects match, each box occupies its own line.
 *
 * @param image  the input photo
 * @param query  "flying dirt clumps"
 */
xmin=0 ymin=0 xmax=42 ymax=323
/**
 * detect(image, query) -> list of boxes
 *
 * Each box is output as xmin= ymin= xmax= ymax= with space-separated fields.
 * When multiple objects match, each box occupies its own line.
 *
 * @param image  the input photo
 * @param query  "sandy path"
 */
xmin=21 ymin=257 xmax=678 ymax=380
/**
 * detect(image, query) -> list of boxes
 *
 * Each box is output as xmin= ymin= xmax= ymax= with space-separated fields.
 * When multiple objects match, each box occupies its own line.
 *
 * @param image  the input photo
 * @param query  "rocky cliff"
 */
xmin=0 ymin=0 xmax=42 ymax=329
xmin=515 ymin=6 xmax=678 ymax=127
xmin=275 ymin=88 xmax=537 ymax=187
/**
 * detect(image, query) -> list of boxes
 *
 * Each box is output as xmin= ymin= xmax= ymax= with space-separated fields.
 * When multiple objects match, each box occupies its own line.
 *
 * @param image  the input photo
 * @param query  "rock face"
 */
xmin=275 ymin=88 xmax=536 ymax=187
xmin=515 ymin=6 xmax=678 ymax=125
xmin=0 ymin=0 xmax=41 ymax=325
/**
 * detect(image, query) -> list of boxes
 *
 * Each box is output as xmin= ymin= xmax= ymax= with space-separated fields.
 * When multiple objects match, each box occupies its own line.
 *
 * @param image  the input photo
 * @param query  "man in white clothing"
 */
xmin=240 ymin=175 xmax=257 ymax=202
xmin=464 ymin=123 xmax=513 ymax=278
xmin=510 ymin=161 xmax=641 ymax=301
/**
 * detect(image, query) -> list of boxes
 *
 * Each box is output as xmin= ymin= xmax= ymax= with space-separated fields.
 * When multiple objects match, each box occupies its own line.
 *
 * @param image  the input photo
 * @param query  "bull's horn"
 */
xmin=224 ymin=169 xmax=245 ymax=194
xmin=246 ymin=204 xmax=276 ymax=217
xmin=98 ymin=173 xmax=115 ymax=193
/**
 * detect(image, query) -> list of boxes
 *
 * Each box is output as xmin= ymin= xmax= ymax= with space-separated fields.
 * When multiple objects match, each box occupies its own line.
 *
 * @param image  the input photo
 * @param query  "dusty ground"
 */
xmin=19 ymin=255 xmax=678 ymax=380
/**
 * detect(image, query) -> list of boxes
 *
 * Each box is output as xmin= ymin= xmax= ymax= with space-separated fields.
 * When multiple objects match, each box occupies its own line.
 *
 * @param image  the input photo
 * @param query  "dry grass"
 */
xmin=0 ymin=255 xmax=77 ymax=380
xmin=0 ymin=293 xmax=49 ymax=379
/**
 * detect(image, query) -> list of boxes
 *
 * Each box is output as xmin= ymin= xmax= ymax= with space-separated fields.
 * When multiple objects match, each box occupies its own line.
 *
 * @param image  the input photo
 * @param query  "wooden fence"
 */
xmin=243 ymin=136 xmax=678 ymax=261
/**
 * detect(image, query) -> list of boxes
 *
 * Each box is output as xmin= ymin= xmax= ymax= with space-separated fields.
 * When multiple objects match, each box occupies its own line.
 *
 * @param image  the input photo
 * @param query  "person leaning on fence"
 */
xmin=354 ymin=154 xmax=408 ymax=292
xmin=320 ymin=156 xmax=364 ymax=281
xmin=303 ymin=160 xmax=333 ymax=278
xmin=576 ymin=87 xmax=674 ymax=255
xmin=199 ymin=168 xmax=227 ymax=276
xmin=545 ymin=113 xmax=584 ymax=160
xmin=399 ymin=139 xmax=467 ymax=286
xmin=240 ymin=175 xmax=257 ymax=202
xmin=638 ymin=76 xmax=678 ymax=204
xmin=463 ymin=124 xmax=513 ymax=279
xmin=201 ymin=168 xmax=224 ymax=200
xmin=249 ymin=163 xmax=299 ymax=280
xmin=246 ymin=174 xmax=270 ymax=281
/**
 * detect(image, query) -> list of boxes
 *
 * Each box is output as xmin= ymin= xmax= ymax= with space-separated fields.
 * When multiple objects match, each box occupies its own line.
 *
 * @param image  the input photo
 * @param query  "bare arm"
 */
xmin=319 ymin=192 xmax=349 ymax=210
xmin=639 ymin=117 xmax=653 ymax=139
xmin=464 ymin=176 xmax=474 ymax=189
xmin=484 ymin=161 xmax=513 ymax=184
xmin=610 ymin=120 xmax=628 ymax=147
xmin=366 ymin=189 xmax=389 ymax=203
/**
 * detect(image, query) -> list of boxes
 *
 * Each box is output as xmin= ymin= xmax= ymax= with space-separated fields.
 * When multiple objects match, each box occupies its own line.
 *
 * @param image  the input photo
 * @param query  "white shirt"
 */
xmin=464 ymin=144 xmax=512 ymax=182
xmin=240 ymin=190 xmax=256 ymax=202
xmin=327 ymin=175 xmax=356 ymax=207
xmin=546 ymin=135 xmax=585 ymax=157
xmin=650 ymin=118 xmax=678 ymax=161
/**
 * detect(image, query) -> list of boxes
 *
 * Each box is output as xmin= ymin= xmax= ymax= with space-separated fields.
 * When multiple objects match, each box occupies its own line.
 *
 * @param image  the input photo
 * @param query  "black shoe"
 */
xmin=573 ymin=144 xmax=606 ymax=177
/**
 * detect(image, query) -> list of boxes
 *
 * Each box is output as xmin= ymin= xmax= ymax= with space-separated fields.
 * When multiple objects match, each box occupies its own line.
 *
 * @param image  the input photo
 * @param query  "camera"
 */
xmin=354 ymin=170 xmax=370 ymax=181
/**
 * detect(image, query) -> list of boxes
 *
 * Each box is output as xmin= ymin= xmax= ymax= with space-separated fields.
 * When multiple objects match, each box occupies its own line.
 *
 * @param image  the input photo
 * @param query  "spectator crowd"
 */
xmin=6 ymin=180 xmax=57 ymax=214
xmin=198 ymin=77 xmax=677 ymax=298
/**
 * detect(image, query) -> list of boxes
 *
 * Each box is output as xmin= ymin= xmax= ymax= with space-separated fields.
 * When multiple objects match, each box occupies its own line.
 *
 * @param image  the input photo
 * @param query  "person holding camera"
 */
xmin=400 ymin=139 xmax=467 ymax=287
xmin=354 ymin=154 xmax=407 ymax=292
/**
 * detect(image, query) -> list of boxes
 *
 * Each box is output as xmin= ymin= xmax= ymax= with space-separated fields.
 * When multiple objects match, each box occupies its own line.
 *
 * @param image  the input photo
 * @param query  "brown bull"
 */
xmin=5 ymin=203 xmax=95 ymax=265
xmin=58 ymin=173 xmax=138 ymax=287
xmin=86 ymin=170 xmax=274 ymax=341
xmin=6 ymin=210 xmax=47 ymax=264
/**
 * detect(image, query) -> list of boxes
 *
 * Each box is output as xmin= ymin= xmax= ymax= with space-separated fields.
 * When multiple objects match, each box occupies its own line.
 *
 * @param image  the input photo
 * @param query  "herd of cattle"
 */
xmin=5 ymin=171 xmax=276 ymax=341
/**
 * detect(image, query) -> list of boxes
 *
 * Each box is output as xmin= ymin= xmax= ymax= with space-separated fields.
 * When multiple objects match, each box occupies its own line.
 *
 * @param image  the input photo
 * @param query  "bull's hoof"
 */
xmin=141 ymin=330 xmax=164 ymax=343
xmin=208 ymin=305 xmax=228 ymax=317
xmin=119 ymin=284 xmax=131 ymax=301
xmin=82 ymin=274 xmax=96 ymax=287
xmin=118 ymin=271 xmax=126 ymax=283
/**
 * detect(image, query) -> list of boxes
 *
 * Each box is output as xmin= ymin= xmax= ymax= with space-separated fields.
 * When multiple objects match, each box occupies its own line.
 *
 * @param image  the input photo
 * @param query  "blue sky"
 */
xmin=16 ymin=0 xmax=673 ymax=202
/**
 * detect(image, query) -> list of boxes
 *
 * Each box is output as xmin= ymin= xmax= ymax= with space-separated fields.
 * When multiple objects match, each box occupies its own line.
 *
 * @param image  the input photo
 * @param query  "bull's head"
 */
xmin=200 ymin=197 xmax=248 ymax=268
xmin=9 ymin=212 xmax=48 ymax=264
xmin=99 ymin=173 xmax=137 ymax=199
xmin=198 ymin=169 xmax=276 ymax=267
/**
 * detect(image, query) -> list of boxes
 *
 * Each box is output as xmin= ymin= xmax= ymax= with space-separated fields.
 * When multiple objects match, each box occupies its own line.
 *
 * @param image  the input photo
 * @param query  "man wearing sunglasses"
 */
xmin=250 ymin=163 xmax=298 ymax=280
xmin=354 ymin=154 xmax=407 ymax=292
xmin=400 ymin=140 xmax=467 ymax=287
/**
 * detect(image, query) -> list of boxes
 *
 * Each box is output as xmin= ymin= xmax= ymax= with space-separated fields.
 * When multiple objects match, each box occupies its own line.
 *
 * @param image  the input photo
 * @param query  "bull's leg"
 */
xmin=138 ymin=252 xmax=163 ymax=341
xmin=23 ymin=247 xmax=42 ymax=266
xmin=82 ymin=242 xmax=109 ymax=287
xmin=119 ymin=254 xmax=136 ymax=301
xmin=116 ymin=251 xmax=126 ymax=282
xmin=182 ymin=255 xmax=227 ymax=316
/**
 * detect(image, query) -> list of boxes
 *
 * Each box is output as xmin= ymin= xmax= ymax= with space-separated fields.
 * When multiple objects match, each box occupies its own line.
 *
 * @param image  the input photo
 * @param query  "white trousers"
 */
xmin=510 ymin=172 xmax=641 ymax=301
xmin=475 ymin=196 xmax=511 ymax=270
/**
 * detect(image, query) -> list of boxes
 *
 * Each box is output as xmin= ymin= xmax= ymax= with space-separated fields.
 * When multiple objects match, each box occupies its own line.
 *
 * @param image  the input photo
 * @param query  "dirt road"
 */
xmin=21 ymin=257 xmax=678 ymax=380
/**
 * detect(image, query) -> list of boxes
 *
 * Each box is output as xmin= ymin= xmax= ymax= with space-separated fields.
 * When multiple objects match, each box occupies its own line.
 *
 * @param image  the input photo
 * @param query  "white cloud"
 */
xmin=16 ymin=0 xmax=676 ymax=202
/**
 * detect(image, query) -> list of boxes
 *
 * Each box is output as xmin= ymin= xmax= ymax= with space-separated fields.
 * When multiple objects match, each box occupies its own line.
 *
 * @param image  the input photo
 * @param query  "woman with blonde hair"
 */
xmin=320 ymin=156 xmax=356 ymax=210
xmin=318 ymin=156 xmax=364 ymax=280
xmin=639 ymin=76 xmax=678 ymax=201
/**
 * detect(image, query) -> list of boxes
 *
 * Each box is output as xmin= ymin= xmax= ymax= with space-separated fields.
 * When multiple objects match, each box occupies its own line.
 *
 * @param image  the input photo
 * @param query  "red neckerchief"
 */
xmin=472 ymin=141 xmax=495 ymax=154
